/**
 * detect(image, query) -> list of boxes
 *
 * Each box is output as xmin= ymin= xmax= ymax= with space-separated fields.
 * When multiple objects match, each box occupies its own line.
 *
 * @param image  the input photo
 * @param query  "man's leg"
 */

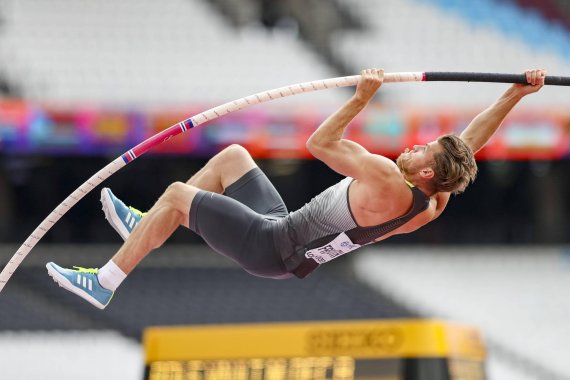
xmin=101 ymin=144 xmax=258 ymax=240
xmin=110 ymin=182 xmax=198 ymax=273
xmin=47 ymin=181 xmax=200 ymax=309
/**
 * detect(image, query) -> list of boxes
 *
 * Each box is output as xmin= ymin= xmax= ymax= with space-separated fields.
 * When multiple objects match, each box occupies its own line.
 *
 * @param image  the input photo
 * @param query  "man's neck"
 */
xmin=401 ymin=172 xmax=434 ymax=197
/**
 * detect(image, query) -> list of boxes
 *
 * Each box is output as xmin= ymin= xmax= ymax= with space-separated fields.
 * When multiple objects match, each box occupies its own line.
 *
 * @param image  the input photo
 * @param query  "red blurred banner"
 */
xmin=0 ymin=100 xmax=568 ymax=160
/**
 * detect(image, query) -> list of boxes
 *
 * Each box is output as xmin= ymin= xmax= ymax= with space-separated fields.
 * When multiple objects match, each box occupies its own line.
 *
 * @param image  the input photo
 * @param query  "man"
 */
xmin=46 ymin=68 xmax=546 ymax=309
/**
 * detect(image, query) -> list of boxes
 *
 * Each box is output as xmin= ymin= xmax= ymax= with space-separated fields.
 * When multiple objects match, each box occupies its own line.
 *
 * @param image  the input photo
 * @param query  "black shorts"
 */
xmin=189 ymin=167 xmax=294 ymax=279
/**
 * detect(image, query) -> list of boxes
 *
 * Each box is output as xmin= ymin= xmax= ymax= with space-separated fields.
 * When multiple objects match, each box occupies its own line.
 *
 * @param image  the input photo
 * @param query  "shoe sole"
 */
xmin=100 ymin=189 xmax=129 ymax=241
xmin=46 ymin=263 xmax=106 ymax=310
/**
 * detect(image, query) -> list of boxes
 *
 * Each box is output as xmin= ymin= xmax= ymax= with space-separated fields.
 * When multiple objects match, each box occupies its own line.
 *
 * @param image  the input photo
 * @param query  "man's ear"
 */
xmin=419 ymin=167 xmax=434 ymax=179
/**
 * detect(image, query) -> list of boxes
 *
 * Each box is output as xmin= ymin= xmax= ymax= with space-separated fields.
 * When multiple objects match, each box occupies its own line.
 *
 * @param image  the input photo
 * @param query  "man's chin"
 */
xmin=395 ymin=154 xmax=405 ymax=171
xmin=396 ymin=156 xmax=416 ymax=177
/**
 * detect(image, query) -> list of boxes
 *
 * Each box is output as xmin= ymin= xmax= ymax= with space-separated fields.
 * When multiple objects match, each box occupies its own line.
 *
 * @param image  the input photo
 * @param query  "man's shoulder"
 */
xmin=352 ymin=164 xmax=411 ymax=203
xmin=364 ymin=154 xmax=401 ymax=178
xmin=360 ymin=156 xmax=406 ymax=187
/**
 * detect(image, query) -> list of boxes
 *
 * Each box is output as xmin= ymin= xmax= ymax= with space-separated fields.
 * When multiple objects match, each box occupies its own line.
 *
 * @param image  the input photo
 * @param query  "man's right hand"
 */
xmin=353 ymin=68 xmax=384 ymax=104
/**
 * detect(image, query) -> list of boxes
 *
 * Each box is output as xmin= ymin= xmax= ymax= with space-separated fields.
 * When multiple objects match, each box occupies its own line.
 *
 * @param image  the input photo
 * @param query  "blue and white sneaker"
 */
xmin=100 ymin=187 xmax=145 ymax=241
xmin=46 ymin=262 xmax=113 ymax=310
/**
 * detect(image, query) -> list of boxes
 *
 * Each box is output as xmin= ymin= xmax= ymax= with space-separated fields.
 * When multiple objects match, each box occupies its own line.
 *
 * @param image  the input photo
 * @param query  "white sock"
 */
xmin=97 ymin=260 xmax=127 ymax=291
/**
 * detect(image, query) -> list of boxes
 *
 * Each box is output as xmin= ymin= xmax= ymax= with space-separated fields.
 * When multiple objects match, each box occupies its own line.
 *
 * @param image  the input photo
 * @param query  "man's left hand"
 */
xmin=512 ymin=68 xmax=546 ymax=96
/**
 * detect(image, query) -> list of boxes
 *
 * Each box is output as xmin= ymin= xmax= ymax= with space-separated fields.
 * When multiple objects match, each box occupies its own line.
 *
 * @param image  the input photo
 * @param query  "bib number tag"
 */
xmin=305 ymin=233 xmax=361 ymax=264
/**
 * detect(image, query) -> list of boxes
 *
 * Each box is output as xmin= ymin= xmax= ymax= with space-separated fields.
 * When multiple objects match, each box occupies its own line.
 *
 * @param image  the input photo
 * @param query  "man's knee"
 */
xmin=200 ymin=145 xmax=257 ymax=191
xmin=217 ymin=144 xmax=251 ymax=161
xmin=161 ymin=182 xmax=197 ymax=214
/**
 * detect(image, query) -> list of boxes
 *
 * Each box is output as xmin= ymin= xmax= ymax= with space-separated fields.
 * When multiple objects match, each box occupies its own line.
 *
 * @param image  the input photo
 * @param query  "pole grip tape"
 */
xmin=424 ymin=72 xmax=570 ymax=86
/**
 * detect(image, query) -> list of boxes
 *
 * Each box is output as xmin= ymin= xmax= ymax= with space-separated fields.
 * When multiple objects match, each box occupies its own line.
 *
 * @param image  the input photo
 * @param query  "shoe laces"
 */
xmin=73 ymin=266 xmax=98 ymax=274
xmin=128 ymin=206 xmax=146 ymax=217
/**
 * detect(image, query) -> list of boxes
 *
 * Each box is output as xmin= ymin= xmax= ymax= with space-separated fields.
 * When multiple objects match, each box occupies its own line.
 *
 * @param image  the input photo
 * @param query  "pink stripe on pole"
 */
xmin=131 ymin=125 xmax=184 ymax=157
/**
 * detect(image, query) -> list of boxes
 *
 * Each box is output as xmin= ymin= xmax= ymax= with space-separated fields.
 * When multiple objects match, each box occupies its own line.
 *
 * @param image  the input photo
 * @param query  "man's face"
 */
xmin=396 ymin=140 xmax=441 ymax=176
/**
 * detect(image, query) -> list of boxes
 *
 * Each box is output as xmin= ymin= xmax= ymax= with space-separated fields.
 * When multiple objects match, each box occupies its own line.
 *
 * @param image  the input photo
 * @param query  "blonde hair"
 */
xmin=432 ymin=134 xmax=478 ymax=194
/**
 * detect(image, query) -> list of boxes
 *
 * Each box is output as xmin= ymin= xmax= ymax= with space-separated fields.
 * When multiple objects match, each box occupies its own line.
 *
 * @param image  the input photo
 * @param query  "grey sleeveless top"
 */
xmin=273 ymin=177 xmax=356 ymax=251
xmin=273 ymin=177 xmax=430 ymax=278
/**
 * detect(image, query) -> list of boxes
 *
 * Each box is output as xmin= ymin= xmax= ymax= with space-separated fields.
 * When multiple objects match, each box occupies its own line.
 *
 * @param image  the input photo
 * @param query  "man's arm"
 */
xmin=460 ymin=69 xmax=546 ymax=153
xmin=306 ymin=68 xmax=392 ymax=180
xmin=432 ymin=70 xmax=545 ymax=222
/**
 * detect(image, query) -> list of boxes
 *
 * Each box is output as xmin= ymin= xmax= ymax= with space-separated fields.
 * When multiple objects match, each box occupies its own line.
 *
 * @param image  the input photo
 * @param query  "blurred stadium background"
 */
xmin=1 ymin=0 xmax=570 ymax=379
